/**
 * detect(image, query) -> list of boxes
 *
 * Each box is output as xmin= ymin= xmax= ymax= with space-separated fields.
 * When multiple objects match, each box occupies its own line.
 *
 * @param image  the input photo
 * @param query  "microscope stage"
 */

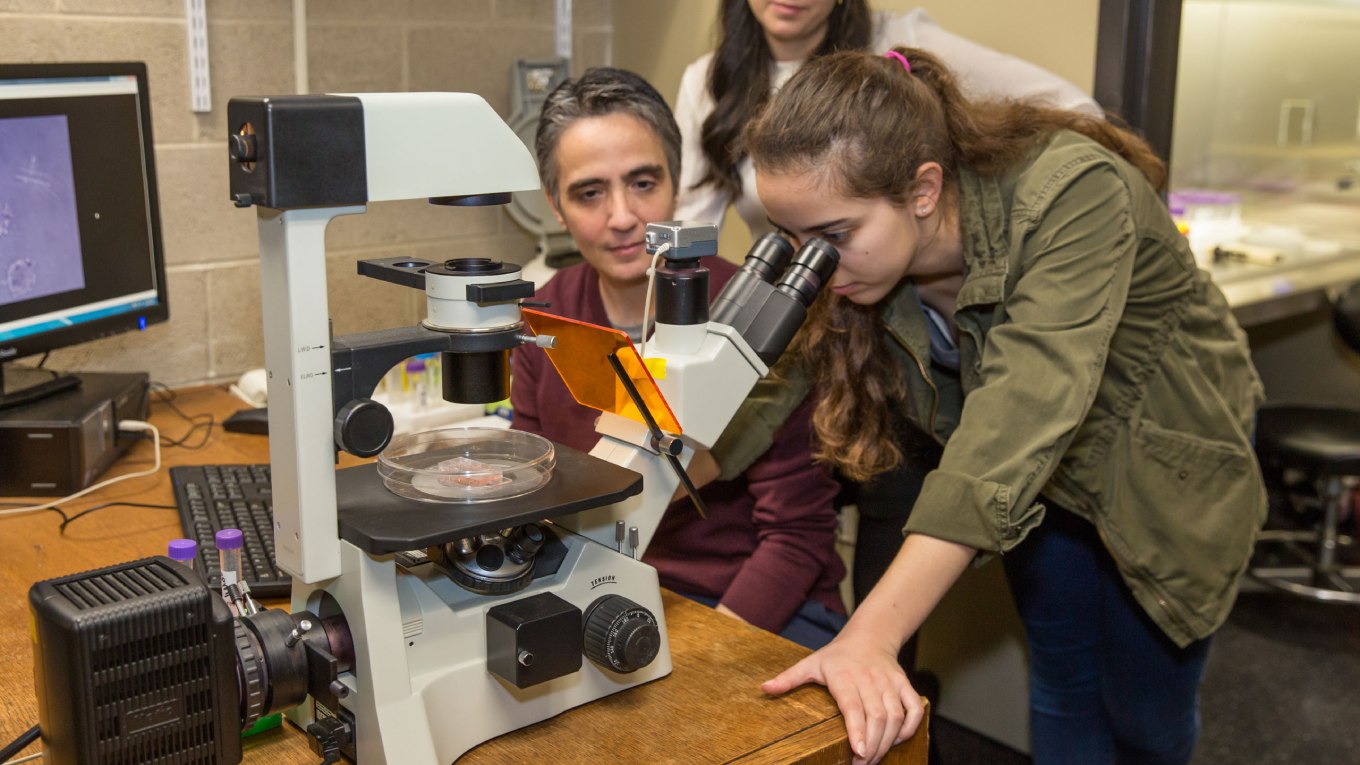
xmin=335 ymin=442 xmax=642 ymax=553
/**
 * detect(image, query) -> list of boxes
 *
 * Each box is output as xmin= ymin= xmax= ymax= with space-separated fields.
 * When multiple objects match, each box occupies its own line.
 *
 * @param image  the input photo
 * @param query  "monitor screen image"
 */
xmin=0 ymin=114 xmax=85 ymax=306
xmin=0 ymin=63 xmax=168 ymax=408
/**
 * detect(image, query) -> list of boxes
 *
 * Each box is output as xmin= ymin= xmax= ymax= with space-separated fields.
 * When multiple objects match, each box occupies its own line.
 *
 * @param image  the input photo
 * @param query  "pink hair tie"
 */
xmin=883 ymin=50 xmax=912 ymax=73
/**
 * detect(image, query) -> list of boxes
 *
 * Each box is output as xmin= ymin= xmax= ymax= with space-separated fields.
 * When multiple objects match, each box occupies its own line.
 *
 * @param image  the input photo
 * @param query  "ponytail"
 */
xmin=897 ymin=47 xmax=1166 ymax=190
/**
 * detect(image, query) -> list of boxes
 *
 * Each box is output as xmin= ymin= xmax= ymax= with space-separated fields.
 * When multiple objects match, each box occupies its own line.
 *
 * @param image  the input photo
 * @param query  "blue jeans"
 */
xmin=1002 ymin=506 xmax=1212 ymax=765
xmin=681 ymin=593 xmax=847 ymax=650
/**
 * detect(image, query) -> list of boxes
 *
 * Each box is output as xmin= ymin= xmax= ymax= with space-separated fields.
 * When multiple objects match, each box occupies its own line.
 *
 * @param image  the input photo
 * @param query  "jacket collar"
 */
xmin=954 ymin=166 xmax=1010 ymax=310
xmin=879 ymin=278 xmax=932 ymax=362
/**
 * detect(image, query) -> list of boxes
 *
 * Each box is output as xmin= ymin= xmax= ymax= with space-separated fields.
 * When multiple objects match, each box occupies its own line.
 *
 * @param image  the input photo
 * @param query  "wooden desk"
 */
xmin=0 ymin=385 xmax=926 ymax=764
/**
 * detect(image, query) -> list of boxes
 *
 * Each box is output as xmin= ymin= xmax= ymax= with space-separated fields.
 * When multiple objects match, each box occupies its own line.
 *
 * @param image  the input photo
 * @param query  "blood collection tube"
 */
xmin=167 ymin=538 xmax=198 ymax=570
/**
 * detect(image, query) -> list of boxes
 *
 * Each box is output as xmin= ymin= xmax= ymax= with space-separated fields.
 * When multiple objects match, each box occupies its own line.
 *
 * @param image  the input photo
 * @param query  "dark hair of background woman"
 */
xmin=697 ymin=0 xmax=871 ymax=198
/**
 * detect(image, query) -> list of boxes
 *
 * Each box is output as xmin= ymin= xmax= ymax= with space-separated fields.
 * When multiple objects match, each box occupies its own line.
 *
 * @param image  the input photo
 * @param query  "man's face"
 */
xmin=548 ymin=112 xmax=676 ymax=289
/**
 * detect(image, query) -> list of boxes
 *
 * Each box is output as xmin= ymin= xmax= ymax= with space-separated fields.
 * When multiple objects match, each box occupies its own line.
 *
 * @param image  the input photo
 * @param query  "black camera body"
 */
xmin=29 ymin=557 xmax=243 ymax=765
xmin=29 ymin=557 xmax=352 ymax=764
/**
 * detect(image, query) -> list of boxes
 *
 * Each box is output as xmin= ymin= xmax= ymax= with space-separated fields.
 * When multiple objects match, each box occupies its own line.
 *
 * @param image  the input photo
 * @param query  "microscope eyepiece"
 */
xmin=775 ymin=238 xmax=839 ymax=308
xmin=743 ymin=233 xmax=796 ymax=284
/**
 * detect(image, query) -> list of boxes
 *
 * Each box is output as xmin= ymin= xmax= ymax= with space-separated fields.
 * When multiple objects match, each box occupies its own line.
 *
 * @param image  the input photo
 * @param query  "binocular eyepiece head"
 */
xmin=709 ymin=232 xmax=840 ymax=366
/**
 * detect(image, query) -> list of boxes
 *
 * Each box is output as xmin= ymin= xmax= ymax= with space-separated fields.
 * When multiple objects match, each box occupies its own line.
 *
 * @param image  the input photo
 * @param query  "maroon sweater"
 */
xmin=511 ymin=260 xmax=846 ymax=631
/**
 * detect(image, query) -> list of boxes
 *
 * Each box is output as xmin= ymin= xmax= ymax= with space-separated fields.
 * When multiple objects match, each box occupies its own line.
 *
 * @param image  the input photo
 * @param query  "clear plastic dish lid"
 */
xmin=377 ymin=427 xmax=555 ymax=503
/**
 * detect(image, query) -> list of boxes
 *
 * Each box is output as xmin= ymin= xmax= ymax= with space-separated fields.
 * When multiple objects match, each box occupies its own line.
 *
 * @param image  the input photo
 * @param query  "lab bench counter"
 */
xmin=1214 ymin=248 xmax=1360 ymax=328
xmin=0 ymin=384 xmax=927 ymax=765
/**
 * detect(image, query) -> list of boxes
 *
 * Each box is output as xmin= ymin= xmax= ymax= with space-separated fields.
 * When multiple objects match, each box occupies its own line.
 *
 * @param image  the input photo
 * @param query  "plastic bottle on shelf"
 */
xmin=1167 ymin=189 xmax=1242 ymax=269
xmin=406 ymin=356 xmax=429 ymax=409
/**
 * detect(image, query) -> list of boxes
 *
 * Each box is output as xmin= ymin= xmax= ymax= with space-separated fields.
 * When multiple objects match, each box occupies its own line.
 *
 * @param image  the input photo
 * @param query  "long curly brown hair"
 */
xmin=748 ymin=47 xmax=1165 ymax=481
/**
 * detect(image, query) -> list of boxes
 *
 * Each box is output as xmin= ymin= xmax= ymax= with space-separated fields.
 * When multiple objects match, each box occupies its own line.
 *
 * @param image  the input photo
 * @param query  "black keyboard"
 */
xmin=170 ymin=464 xmax=290 ymax=599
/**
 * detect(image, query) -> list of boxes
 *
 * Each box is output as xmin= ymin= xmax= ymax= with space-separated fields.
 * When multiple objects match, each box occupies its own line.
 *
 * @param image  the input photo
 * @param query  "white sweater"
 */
xmin=673 ymin=8 xmax=1103 ymax=237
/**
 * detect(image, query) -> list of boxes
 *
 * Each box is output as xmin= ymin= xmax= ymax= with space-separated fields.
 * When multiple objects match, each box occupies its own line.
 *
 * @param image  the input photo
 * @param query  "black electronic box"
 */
xmin=0 ymin=371 xmax=150 ymax=496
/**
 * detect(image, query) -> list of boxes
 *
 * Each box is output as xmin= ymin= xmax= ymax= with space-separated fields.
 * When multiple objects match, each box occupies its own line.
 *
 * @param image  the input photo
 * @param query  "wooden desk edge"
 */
xmin=729 ymin=701 xmax=929 ymax=765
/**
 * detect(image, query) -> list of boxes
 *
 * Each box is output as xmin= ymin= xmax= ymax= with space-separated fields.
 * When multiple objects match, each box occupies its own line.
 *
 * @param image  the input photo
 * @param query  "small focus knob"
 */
xmin=583 ymin=595 xmax=660 ymax=674
xmin=229 ymin=132 xmax=258 ymax=163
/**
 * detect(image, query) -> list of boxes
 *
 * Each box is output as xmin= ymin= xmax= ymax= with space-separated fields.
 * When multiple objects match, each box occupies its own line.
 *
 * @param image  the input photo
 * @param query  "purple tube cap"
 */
xmin=216 ymin=528 xmax=244 ymax=550
xmin=168 ymin=538 xmax=198 ymax=560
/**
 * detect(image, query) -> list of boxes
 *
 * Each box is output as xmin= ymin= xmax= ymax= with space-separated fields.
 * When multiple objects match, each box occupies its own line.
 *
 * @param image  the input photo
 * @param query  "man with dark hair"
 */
xmin=511 ymin=67 xmax=847 ymax=648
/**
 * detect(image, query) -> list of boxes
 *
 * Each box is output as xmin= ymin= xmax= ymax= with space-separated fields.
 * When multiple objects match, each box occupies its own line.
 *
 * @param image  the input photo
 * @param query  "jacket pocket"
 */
xmin=1109 ymin=418 xmax=1262 ymax=633
xmin=1134 ymin=418 xmax=1247 ymax=480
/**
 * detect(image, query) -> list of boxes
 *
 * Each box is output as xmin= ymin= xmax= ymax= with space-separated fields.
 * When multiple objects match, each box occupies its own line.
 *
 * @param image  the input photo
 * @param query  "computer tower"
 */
xmin=0 ymin=372 xmax=150 ymax=496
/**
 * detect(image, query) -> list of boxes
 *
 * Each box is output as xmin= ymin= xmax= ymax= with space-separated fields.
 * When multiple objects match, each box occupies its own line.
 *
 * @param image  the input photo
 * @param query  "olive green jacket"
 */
xmin=713 ymin=131 xmax=1267 ymax=646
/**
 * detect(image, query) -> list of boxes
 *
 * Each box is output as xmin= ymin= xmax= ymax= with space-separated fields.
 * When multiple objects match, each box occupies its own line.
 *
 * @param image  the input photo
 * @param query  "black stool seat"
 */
xmin=1255 ymin=405 xmax=1360 ymax=478
xmin=1249 ymin=283 xmax=1360 ymax=604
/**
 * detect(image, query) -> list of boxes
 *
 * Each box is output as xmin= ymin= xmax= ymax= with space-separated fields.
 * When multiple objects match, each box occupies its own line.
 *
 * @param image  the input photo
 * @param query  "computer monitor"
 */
xmin=0 ymin=62 xmax=169 ymax=410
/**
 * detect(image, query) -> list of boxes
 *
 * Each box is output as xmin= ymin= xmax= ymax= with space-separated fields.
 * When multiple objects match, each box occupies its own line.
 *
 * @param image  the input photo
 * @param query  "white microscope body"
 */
xmin=226 ymin=92 xmax=831 ymax=764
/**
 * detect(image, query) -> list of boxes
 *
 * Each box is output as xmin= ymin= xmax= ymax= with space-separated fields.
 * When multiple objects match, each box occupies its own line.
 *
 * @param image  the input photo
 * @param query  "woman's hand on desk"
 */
xmin=765 ymin=535 xmax=968 ymax=763
xmin=760 ymin=625 xmax=923 ymax=765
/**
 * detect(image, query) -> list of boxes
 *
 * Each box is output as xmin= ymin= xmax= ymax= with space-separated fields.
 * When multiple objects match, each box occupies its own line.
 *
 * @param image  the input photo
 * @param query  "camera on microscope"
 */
xmin=29 ymin=556 xmax=354 ymax=765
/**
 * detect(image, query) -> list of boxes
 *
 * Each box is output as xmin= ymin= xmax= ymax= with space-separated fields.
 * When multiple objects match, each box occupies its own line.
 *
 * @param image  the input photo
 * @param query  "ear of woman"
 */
xmin=910 ymin=162 xmax=944 ymax=217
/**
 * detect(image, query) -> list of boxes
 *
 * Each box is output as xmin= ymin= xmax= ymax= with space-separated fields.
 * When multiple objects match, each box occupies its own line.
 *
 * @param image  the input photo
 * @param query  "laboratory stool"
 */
xmin=1249 ymin=282 xmax=1360 ymax=604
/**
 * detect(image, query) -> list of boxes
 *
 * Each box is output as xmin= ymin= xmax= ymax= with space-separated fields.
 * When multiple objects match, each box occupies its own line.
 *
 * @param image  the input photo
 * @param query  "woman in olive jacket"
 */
xmin=736 ymin=48 xmax=1267 ymax=765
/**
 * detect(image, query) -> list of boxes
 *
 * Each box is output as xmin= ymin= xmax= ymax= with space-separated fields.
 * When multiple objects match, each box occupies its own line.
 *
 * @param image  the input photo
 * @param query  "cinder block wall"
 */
xmin=5 ymin=0 xmax=611 ymax=387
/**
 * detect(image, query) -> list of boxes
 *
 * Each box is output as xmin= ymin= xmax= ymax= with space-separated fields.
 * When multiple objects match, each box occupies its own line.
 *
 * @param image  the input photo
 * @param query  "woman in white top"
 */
xmin=674 ymin=0 xmax=1103 ymax=236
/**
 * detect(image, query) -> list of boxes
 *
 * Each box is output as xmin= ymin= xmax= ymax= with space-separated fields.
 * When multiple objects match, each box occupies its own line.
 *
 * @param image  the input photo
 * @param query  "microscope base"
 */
xmin=289 ymin=533 xmax=672 ymax=764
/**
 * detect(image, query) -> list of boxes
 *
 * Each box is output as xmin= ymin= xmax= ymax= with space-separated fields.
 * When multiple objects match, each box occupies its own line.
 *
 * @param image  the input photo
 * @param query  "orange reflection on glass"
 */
xmin=521 ymin=309 xmax=681 ymax=433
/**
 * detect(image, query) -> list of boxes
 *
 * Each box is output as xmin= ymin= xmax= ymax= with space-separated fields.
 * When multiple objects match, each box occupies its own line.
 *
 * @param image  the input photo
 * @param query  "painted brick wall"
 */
xmin=4 ymin=0 xmax=610 ymax=386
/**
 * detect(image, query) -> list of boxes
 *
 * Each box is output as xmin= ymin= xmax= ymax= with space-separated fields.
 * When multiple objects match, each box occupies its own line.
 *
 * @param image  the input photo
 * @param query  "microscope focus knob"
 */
xmin=334 ymin=398 xmax=393 ymax=457
xmin=583 ymin=595 xmax=660 ymax=674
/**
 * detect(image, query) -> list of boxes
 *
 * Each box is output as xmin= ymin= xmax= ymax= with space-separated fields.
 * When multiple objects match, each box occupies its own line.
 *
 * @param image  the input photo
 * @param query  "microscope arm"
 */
xmin=561 ymin=230 xmax=839 ymax=562
xmin=557 ymin=322 xmax=767 ymax=557
xmin=330 ymin=325 xmax=522 ymax=406
xmin=606 ymin=351 xmax=708 ymax=518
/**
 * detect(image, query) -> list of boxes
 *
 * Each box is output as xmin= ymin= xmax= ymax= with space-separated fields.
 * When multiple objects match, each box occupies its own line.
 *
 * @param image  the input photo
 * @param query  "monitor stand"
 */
xmin=0 ymin=362 xmax=82 ymax=411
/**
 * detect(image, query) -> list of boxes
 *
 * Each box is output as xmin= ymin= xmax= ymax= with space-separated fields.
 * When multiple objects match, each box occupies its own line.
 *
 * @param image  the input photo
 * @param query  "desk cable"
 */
xmin=0 ymin=421 xmax=161 ymax=520
xmin=0 ymin=724 xmax=39 ymax=764
xmin=150 ymin=382 xmax=218 ymax=448
xmin=638 ymin=241 xmax=670 ymax=361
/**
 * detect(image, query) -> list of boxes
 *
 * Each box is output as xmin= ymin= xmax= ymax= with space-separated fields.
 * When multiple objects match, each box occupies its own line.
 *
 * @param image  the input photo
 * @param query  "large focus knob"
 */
xmin=583 ymin=595 xmax=660 ymax=674
xmin=333 ymin=398 xmax=393 ymax=457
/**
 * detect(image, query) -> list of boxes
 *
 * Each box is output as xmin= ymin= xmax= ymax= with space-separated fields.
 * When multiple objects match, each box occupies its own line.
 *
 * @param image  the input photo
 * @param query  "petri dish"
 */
xmin=377 ymin=427 xmax=555 ymax=503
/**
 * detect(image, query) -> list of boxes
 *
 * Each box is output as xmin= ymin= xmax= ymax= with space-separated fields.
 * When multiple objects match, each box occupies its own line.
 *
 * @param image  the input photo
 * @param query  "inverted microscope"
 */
xmin=27 ymin=91 xmax=837 ymax=764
